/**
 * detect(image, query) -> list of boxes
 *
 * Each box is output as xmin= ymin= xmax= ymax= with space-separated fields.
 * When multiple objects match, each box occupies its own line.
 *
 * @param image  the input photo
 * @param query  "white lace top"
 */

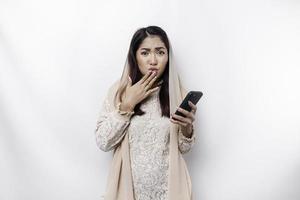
xmin=95 ymin=89 xmax=196 ymax=200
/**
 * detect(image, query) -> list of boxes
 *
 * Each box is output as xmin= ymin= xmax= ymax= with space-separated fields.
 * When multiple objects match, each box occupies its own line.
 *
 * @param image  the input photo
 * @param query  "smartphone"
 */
xmin=174 ymin=91 xmax=203 ymax=117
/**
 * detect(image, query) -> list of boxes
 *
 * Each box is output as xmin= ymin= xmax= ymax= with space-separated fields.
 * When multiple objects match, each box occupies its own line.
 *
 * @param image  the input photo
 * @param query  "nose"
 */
xmin=149 ymin=53 xmax=158 ymax=66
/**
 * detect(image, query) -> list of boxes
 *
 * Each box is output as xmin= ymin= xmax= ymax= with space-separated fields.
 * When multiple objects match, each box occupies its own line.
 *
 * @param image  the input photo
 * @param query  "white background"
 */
xmin=1 ymin=0 xmax=300 ymax=199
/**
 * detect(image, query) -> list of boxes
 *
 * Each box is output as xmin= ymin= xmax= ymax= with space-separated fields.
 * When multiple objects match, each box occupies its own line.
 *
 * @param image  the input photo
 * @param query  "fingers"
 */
xmin=143 ymin=71 xmax=157 ymax=87
xmin=171 ymin=113 xmax=194 ymax=124
xmin=145 ymin=86 xmax=160 ymax=96
xmin=127 ymin=76 xmax=132 ymax=87
xmin=176 ymin=107 xmax=195 ymax=120
xmin=170 ymin=117 xmax=189 ymax=127
xmin=188 ymin=101 xmax=197 ymax=113
xmin=139 ymin=71 xmax=152 ymax=84
xmin=145 ymin=74 xmax=159 ymax=90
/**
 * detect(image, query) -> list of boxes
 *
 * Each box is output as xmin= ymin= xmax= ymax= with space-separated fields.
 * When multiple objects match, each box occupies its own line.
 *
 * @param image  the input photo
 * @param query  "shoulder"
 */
xmin=104 ymin=79 xmax=121 ymax=98
xmin=109 ymin=79 xmax=121 ymax=91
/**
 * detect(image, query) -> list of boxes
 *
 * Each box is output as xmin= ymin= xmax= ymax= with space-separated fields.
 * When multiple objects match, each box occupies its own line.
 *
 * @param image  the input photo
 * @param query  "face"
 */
xmin=136 ymin=35 xmax=168 ymax=78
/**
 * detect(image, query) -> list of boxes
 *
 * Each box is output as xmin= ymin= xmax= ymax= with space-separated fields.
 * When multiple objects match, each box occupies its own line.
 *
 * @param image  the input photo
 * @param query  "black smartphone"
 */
xmin=174 ymin=91 xmax=203 ymax=117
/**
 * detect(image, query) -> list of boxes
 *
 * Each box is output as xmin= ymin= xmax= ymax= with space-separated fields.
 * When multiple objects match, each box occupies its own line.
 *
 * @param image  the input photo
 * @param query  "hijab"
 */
xmin=102 ymin=41 xmax=193 ymax=200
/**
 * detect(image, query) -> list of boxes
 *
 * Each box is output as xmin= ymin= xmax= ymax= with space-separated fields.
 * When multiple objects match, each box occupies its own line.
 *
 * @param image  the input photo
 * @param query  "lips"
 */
xmin=148 ymin=68 xmax=159 ymax=73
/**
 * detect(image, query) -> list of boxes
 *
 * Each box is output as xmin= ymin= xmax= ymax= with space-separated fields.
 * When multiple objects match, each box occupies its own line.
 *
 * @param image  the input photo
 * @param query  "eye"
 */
xmin=158 ymin=51 xmax=165 ymax=55
xmin=141 ymin=51 xmax=149 ymax=56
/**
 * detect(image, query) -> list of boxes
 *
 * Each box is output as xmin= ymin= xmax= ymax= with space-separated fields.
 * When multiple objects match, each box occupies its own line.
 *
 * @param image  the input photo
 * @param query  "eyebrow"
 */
xmin=140 ymin=47 xmax=166 ymax=51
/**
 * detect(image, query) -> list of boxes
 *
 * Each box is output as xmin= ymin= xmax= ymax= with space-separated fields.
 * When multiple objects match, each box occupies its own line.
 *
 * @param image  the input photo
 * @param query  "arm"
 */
xmin=178 ymin=126 xmax=196 ymax=154
xmin=95 ymin=71 xmax=160 ymax=152
xmin=171 ymin=88 xmax=196 ymax=154
xmin=94 ymin=98 xmax=133 ymax=152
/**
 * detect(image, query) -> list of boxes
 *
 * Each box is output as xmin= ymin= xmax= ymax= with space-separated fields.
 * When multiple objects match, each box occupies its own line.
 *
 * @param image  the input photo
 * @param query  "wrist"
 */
xmin=181 ymin=124 xmax=193 ymax=138
xmin=116 ymin=102 xmax=135 ymax=118
xmin=119 ymin=101 xmax=135 ymax=112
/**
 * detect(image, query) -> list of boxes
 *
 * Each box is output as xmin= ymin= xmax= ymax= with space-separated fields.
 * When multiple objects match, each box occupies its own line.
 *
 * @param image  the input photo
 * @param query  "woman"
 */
xmin=95 ymin=26 xmax=197 ymax=200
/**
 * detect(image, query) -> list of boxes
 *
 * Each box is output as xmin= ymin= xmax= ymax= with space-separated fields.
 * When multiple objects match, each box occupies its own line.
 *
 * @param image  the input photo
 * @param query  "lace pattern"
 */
xmin=95 ymin=89 xmax=196 ymax=199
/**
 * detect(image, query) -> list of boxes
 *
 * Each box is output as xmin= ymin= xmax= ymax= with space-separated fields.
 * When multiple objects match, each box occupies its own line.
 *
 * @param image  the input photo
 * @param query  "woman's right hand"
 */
xmin=120 ymin=71 xmax=162 ymax=112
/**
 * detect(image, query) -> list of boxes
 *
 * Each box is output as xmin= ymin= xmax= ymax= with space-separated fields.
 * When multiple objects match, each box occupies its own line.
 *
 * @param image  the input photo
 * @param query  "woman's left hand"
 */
xmin=170 ymin=101 xmax=197 ymax=135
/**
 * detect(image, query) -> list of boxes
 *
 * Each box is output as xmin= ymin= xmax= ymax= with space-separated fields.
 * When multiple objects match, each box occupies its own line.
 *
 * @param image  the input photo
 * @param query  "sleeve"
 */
xmin=94 ymin=97 xmax=133 ymax=152
xmin=178 ymin=125 xmax=196 ymax=154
